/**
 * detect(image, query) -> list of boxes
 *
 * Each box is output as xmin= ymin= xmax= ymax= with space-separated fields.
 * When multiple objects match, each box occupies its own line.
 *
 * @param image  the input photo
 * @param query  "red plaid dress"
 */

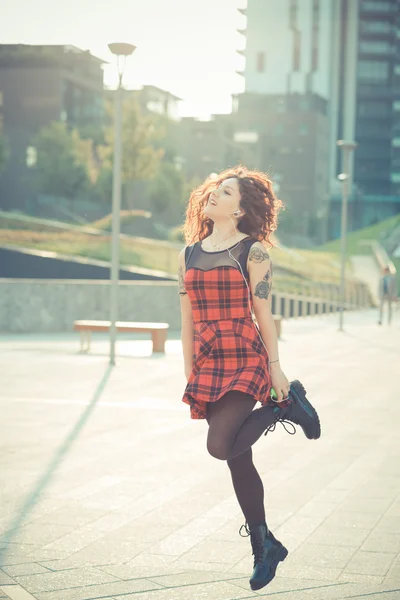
xmin=182 ymin=236 xmax=275 ymax=420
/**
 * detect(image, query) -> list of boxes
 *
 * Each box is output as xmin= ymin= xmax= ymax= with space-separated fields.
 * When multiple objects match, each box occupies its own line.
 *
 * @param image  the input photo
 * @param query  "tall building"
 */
xmin=234 ymin=1 xmax=332 ymax=241
xmin=329 ymin=0 xmax=400 ymax=234
xmin=238 ymin=0 xmax=400 ymax=238
xmin=239 ymin=0 xmax=333 ymax=99
xmin=0 ymin=45 xmax=105 ymax=212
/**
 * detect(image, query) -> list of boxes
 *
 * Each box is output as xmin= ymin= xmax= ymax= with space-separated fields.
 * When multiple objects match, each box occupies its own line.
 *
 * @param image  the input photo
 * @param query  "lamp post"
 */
xmin=337 ymin=140 xmax=357 ymax=332
xmin=108 ymin=42 xmax=136 ymax=366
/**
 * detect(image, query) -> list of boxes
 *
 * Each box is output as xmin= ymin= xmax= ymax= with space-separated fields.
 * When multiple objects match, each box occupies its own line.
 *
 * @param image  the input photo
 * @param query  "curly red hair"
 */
xmin=182 ymin=165 xmax=284 ymax=247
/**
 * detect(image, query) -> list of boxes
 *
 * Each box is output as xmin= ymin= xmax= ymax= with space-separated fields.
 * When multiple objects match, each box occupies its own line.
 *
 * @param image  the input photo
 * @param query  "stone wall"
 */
xmin=0 ymin=279 xmax=181 ymax=332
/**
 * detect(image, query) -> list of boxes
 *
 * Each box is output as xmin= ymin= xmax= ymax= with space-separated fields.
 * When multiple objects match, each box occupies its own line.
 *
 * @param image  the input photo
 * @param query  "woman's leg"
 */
xmin=205 ymin=391 xmax=266 ymax=526
xmin=227 ymin=447 xmax=266 ymax=525
xmin=206 ymin=390 xmax=282 ymax=461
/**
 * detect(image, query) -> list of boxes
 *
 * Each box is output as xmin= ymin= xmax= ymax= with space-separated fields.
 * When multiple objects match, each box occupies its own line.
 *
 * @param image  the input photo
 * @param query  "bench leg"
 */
xmin=152 ymin=330 xmax=167 ymax=353
xmin=79 ymin=331 xmax=92 ymax=353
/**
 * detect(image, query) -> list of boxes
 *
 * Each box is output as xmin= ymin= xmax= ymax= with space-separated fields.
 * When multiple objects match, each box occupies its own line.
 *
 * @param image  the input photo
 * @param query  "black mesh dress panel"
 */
xmin=185 ymin=236 xmax=257 ymax=280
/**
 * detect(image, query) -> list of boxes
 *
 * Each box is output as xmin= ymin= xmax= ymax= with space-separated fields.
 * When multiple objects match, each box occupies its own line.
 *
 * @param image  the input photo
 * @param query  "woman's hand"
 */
xmin=270 ymin=363 xmax=290 ymax=402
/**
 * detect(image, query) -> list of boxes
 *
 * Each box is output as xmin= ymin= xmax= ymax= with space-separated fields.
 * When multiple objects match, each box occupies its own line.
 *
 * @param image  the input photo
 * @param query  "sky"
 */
xmin=0 ymin=0 xmax=247 ymax=118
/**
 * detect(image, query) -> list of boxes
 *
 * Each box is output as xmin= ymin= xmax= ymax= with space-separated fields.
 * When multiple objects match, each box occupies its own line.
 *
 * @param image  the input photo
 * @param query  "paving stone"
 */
xmin=307 ymin=527 xmax=371 ymax=548
xmin=180 ymin=538 xmax=248 ymax=565
xmin=285 ymin=543 xmax=356 ymax=570
xmin=321 ymin=510 xmax=381 ymax=530
xmin=276 ymin=564 xmax=343 ymax=582
xmin=2 ymin=564 xmax=49 ymax=577
xmin=337 ymin=572 xmax=384 ymax=585
xmin=170 ymin=559 xmax=232 ymax=573
xmin=150 ymin=533 xmax=205 ymax=557
xmin=35 ymin=578 xmax=162 ymax=600
xmin=0 ymin=571 xmax=15 ymax=585
xmin=299 ymin=582 xmax=376 ymax=599
xmin=147 ymin=570 xmax=237 ymax=587
xmin=4 ymin=524 xmax=74 ymax=548
xmin=14 ymin=566 xmax=118 ymax=593
xmin=99 ymin=580 xmax=251 ymax=600
xmin=385 ymin=559 xmax=400 ymax=580
xmin=339 ymin=496 xmax=395 ymax=515
xmin=99 ymin=562 xmax=183 ymax=581
xmin=0 ymin=585 xmax=38 ymax=600
xmin=344 ymin=550 xmax=396 ymax=577
xmin=361 ymin=532 xmax=400 ymax=554
xmin=374 ymin=516 xmax=400 ymax=535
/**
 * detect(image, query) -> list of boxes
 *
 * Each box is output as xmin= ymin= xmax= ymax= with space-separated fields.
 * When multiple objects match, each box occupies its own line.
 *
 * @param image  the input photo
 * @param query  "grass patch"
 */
xmin=318 ymin=214 xmax=400 ymax=256
xmin=0 ymin=211 xmax=381 ymax=295
xmin=0 ymin=210 xmax=76 ymax=233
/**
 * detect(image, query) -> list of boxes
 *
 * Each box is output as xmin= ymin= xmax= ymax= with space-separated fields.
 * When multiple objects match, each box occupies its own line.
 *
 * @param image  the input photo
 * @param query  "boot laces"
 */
xmin=251 ymin=536 xmax=266 ymax=565
xmin=238 ymin=523 xmax=266 ymax=566
xmin=239 ymin=523 xmax=251 ymax=537
xmin=264 ymin=418 xmax=296 ymax=436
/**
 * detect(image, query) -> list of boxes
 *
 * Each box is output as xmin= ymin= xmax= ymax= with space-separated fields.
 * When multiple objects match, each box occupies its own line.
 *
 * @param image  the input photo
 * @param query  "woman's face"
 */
xmin=204 ymin=177 xmax=243 ymax=220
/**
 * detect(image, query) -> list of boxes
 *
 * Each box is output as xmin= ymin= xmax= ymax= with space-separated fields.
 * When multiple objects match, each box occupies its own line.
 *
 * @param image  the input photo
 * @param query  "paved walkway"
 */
xmin=0 ymin=308 xmax=399 ymax=600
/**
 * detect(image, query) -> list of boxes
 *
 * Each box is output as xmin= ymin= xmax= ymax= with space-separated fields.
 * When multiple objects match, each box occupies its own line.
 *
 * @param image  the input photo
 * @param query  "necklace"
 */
xmin=210 ymin=231 xmax=238 ymax=249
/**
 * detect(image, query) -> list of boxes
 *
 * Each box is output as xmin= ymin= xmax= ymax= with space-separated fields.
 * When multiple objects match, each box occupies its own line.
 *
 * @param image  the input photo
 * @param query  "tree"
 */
xmin=147 ymin=161 xmax=185 ymax=222
xmin=33 ymin=122 xmax=97 ymax=198
xmin=101 ymin=94 xmax=164 ymax=184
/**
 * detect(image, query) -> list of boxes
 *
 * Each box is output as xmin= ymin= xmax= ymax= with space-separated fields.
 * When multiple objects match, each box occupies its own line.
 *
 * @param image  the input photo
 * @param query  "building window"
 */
xmin=359 ymin=40 xmax=392 ymax=54
xmin=359 ymin=100 xmax=390 ymax=116
xmin=390 ymin=173 xmax=400 ymax=182
xmin=361 ymin=1 xmax=392 ymax=11
xmin=357 ymin=60 xmax=389 ymax=81
xmin=360 ymin=20 xmax=392 ymax=34
xmin=256 ymin=52 xmax=265 ymax=72
xmin=393 ymin=101 xmax=400 ymax=111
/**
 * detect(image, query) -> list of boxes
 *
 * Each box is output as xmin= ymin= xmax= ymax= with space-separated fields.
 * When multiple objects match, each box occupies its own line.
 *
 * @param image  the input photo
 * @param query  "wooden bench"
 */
xmin=73 ymin=320 xmax=169 ymax=353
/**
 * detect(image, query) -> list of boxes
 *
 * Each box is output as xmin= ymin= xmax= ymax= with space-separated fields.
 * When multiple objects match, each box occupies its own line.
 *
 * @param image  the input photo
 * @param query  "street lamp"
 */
xmin=337 ymin=139 xmax=357 ymax=332
xmin=108 ymin=42 xmax=136 ymax=366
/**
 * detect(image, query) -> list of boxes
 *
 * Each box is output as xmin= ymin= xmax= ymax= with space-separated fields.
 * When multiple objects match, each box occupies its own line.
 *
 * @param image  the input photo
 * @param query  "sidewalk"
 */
xmin=0 ymin=308 xmax=399 ymax=600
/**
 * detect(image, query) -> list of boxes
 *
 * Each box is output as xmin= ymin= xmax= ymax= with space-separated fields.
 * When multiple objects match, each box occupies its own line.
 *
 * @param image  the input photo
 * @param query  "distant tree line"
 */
xmin=27 ymin=94 xmax=199 ymax=234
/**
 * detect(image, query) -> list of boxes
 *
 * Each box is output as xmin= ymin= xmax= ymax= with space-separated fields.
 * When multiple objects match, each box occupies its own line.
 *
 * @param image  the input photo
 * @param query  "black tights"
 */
xmin=205 ymin=391 xmax=281 ymax=527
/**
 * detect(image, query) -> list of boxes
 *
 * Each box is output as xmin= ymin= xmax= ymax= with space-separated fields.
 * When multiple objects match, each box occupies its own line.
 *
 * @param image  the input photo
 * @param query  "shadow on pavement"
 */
xmin=0 ymin=364 xmax=113 ymax=565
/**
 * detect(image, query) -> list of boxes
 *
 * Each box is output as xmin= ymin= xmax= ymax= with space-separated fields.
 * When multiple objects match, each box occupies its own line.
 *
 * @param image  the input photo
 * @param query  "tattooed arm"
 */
xmin=178 ymin=248 xmax=194 ymax=381
xmin=248 ymin=242 xmax=290 ymax=401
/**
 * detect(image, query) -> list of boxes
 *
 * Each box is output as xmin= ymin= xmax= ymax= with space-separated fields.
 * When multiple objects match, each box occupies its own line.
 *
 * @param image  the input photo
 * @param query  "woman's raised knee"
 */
xmin=206 ymin=439 xmax=229 ymax=461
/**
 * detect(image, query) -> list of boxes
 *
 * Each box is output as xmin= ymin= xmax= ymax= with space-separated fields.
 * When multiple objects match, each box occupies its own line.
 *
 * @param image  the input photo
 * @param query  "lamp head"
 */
xmin=108 ymin=43 xmax=136 ymax=57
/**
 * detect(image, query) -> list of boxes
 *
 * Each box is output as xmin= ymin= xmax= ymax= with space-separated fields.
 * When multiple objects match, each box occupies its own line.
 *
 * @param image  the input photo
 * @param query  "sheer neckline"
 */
xmin=199 ymin=235 xmax=251 ymax=254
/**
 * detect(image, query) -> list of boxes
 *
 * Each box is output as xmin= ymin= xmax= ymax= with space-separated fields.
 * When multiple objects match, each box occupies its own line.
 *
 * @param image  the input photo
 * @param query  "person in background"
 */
xmin=378 ymin=266 xmax=397 ymax=325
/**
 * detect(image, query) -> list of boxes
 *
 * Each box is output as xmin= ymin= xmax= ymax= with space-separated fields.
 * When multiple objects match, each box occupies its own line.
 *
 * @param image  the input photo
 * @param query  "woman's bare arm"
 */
xmin=247 ymin=242 xmax=290 ymax=402
xmin=178 ymin=248 xmax=194 ymax=380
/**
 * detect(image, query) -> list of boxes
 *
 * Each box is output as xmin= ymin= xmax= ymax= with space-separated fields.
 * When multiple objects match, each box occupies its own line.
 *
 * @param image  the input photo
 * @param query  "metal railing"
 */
xmin=271 ymin=280 xmax=371 ymax=319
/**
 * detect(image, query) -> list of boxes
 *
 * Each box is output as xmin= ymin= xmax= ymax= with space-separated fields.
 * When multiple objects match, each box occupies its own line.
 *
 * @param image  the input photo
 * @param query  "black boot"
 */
xmin=239 ymin=522 xmax=288 ymax=591
xmin=264 ymin=380 xmax=321 ymax=440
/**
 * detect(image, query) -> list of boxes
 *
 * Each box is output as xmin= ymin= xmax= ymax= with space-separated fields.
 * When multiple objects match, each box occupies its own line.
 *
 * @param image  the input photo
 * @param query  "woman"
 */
xmin=178 ymin=166 xmax=320 ymax=591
